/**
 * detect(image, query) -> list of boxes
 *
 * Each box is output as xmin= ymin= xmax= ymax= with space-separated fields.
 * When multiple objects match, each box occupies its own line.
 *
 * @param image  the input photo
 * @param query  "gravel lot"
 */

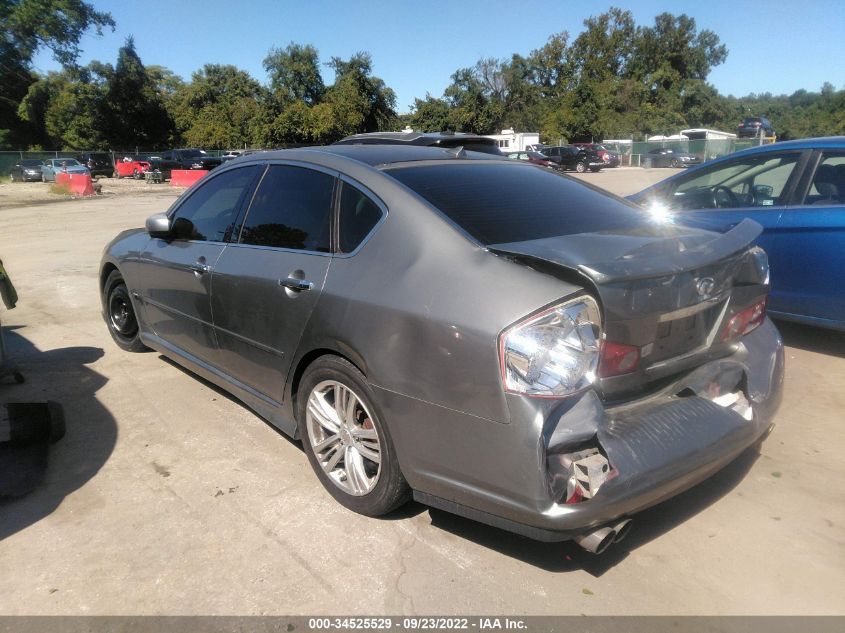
xmin=0 ymin=167 xmax=842 ymax=615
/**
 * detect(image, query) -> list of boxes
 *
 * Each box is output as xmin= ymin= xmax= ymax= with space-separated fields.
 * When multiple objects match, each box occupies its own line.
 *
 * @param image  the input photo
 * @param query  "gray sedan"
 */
xmin=100 ymin=145 xmax=783 ymax=554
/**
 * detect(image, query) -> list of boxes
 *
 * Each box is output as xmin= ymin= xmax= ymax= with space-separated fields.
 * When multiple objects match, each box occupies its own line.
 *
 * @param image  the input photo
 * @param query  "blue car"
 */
xmin=631 ymin=137 xmax=845 ymax=331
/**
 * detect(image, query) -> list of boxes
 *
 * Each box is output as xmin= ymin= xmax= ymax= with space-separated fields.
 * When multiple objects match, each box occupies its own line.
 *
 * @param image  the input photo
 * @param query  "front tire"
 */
xmin=103 ymin=269 xmax=147 ymax=352
xmin=297 ymin=355 xmax=409 ymax=516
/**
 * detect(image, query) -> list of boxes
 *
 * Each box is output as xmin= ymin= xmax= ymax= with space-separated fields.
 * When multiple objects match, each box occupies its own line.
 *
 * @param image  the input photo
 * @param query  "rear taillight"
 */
xmin=598 ymin=341 xmax=640 ymax=377
xmin=499 ymin=296 xmax=601 ymax=397
xmin=721 ymin=299 xmax=767 ymax=341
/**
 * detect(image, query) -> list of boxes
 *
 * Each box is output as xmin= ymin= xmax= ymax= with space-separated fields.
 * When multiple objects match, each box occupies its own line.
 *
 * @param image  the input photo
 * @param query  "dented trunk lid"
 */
xmin=490 ymin=219 xmax=770 ymax=399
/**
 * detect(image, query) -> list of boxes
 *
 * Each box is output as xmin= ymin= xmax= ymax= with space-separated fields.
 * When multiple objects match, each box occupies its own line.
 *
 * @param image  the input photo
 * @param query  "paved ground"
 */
xmin=0 ymin=168 xmax=843 ymax=615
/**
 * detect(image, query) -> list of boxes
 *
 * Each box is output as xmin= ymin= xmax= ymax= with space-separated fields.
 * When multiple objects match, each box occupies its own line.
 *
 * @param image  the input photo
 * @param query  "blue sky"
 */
xmin=33 ymin=0 xmax=845 ymax=113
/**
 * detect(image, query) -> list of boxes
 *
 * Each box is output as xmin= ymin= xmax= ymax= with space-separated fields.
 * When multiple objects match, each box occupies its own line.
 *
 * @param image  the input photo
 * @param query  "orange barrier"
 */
xmin=55 ymin=172 xmax=95 ymax=197
xmin=170 ymin=170 xmax=209 ymax=187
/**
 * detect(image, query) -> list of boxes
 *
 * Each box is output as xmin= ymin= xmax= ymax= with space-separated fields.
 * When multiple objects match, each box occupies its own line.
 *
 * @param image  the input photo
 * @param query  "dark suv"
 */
xmin=572 ymin=143 xmax=621 ymax=167
xmin=157 ymin=149 xmax=223 ymax=179
xmin=78 ymin=152 xmax=114 ymax=178
xmin=541 ymin=145 xmax=603 ymax=172
xmin=335 ymin=131 xmax=502 ymax=155
xmin=737 ymin=117 xmax=775 ymax=139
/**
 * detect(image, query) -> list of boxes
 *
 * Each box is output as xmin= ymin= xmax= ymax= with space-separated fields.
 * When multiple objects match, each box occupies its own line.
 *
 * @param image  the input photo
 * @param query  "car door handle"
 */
xmin=278 ymin=277 xmax=313 ymax=291
xmin=190 ymin=263 xmax=211 ymax=275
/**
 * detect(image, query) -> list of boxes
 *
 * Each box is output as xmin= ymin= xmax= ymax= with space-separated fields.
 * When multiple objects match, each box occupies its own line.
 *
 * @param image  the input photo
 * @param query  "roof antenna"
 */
xmin=447 ymin=146 xmax=466 ymax=159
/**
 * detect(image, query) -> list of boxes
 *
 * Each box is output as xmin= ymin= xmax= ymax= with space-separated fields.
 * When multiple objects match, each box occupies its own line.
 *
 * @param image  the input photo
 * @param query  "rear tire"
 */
xmin=296 ymin=355 xmax=410 ymax=517
xmin=103 ymin=269 xmax=147 ymax=352
xmin=670 ymin=158 xmax=680 ymax=168
xmin=575 ymin=161 xmax=587 ymax=173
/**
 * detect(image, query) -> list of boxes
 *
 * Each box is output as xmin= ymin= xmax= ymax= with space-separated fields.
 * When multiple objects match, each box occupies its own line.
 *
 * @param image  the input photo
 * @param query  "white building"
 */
xmin=680 ymin=128 xmax=737 ymax=140
xmin=484 ymin=129 xmax=541 ymax=153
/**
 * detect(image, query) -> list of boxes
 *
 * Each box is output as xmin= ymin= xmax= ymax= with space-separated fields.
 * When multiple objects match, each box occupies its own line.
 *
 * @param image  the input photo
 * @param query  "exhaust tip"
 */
xmin=574 ymin=526 xmax=616 ymax=554
xmin=612 ymin=519 xmax=632 ymax=543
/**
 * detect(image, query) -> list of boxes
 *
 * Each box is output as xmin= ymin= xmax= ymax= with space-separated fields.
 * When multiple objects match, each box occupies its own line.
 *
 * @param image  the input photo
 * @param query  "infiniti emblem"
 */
xmin=696 ymin=277 xmax=716 ymax=298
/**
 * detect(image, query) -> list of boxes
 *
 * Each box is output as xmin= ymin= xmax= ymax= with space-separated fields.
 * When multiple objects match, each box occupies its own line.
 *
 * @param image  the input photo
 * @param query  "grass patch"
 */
xmin=49 ymin=182 xmax=72 ymax=196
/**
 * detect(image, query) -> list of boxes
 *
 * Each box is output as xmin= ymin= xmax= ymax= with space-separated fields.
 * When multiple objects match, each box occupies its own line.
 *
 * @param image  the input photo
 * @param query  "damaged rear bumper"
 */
xmin=404 ymin=318 xmax=784 ymax=543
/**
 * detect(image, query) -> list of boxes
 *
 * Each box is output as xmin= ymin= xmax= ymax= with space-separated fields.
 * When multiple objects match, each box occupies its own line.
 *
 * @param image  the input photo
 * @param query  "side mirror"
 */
xmin=145 ymin=213 xmax=171 ymax=238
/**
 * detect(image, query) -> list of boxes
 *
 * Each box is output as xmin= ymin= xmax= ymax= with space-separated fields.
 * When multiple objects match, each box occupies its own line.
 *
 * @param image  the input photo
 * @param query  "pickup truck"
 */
xmin=155 ymin=149 xmax=222 ymax=179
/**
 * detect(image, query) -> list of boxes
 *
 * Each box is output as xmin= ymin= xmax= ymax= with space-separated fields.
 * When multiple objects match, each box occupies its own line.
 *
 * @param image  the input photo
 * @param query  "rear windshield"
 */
xmin=386 ymin=162 xmax=642 ymax=245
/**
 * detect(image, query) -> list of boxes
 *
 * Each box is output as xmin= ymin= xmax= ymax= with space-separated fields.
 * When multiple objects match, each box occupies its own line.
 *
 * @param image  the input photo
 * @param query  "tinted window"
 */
xmin=803 ymin=152 xmax=845 ymax=204
xmin=338 ymin=182 xmax=383 ymax=253
xmin=239 ymin=165 xmax=333 ymax=252
xmin=388 ymin=163 xmax=640 ymax=245
xmin=170 ymin=166 xmax=258 ymax=242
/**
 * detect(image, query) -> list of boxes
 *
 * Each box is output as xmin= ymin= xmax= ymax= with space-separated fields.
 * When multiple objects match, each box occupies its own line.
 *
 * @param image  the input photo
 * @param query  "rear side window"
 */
xmin=239 ymin=165 xmax=334 ymax=252
xmin=338 ymin=182 xmax=383 ymax=253
xmin=387 ymin=163 xmax=640 ymax=245
xmin=803 ymin=152 xmax=845 ymax=204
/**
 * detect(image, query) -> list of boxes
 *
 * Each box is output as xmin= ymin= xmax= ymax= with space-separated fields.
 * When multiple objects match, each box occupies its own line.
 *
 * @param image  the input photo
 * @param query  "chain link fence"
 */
xmin=601 ymin=137 xmax=774 ymax=167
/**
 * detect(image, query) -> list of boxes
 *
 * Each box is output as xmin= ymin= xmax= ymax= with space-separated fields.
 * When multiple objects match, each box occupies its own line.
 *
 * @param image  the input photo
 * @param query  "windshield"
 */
xmin=181 ymin=149 xmax=207 ymax=158
xmin=387 ymin=162 xmax=641 ymax=245
xmin=21 ymin=159 xmax=42 ymax=167
xmin=54 ymin=159 xmax=81 ymax=166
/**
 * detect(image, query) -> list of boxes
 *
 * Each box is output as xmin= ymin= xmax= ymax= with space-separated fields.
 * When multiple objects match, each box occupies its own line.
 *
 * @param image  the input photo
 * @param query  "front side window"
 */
xmin=338 ymin=182 xmax=383 ymax=253
xmin=238 ymin=165 xmax=334 ymax=252
xmin=668 ymin=153 xmax=800 ymax=210
xmin=170 ymin=166 xmax=258 ymax=242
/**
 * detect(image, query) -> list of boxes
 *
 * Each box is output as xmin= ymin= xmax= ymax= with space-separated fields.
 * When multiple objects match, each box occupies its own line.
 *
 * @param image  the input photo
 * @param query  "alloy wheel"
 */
xmin=305 ymin=380 xmax=382 ymax=496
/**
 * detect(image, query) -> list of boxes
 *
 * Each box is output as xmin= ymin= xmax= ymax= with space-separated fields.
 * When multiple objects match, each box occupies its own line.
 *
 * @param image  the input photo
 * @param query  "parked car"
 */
xmin=630 ymin=136 xmax=845 ymax=330
xmin=335 ymin=131 xmax=502 ymax=155
xmin=573 ymin=143 xmax=621 ymax=167
xmin=737 ymin=117 xmax=775 ymax=139
xmin=114 ymin=156 xmax=152 ymax=179
xmin=40 ymin=158 xmax=90 ymax=182
xmin=506 ymin=150 xmax=556 ymax=168
xmin=644 ymin=147 xmax=701 ymax=168
xmin=78 ymin=152 xmax=113 ymax=178
xmin=156 ymin=149 xmax=223 ymax=179
xmin=8 ymin=159 xmax=44 ymax=182
xmin=542 ymin=145 xmax=604 ymax=172
xmin=100 ymin=145 xmax=782 ymax=553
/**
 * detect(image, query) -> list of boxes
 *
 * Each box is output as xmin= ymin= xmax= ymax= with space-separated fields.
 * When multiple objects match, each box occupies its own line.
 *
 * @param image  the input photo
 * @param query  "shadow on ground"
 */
xmin=0 ymin=326 xmax=114 ymax=541
xmin=423 ymin=446 xmax=760 ymax=576
xmin=774 ymin=319 xmax=845 ymax=359
xmin=157 ymin=347 xmax=763 ymax=571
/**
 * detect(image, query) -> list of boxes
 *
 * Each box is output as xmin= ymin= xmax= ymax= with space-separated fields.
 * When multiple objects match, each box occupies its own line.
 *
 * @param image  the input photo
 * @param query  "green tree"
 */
xmin=326 ymin=52 xmax=397 ymax=133
xmin=42 ymin=64 xmax=110 ymax=149
xmin=172 ymin=64 xmax=266 ymax=148
xmin=0 ymin=0 xmax=113 ymax=148
xmin=263 ymin=43 xmax=324 ymax=105
xmin=104 ymin=37 xmax=174 ymax=148
xmin=408 ymin=94 xmax=451 ymax=131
